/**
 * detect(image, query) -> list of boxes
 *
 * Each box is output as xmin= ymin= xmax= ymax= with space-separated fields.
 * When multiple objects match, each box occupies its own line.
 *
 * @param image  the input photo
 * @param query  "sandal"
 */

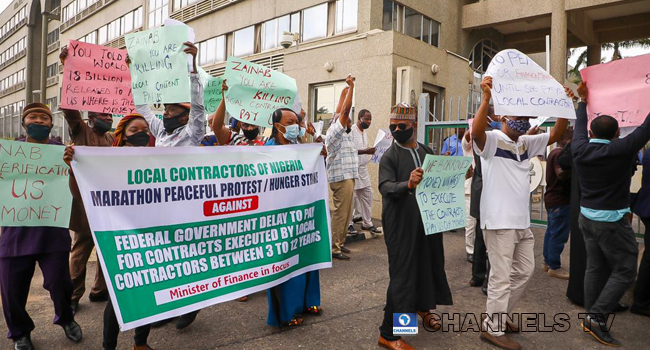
xmin=304 ymin=306 xmax=323 ymax=315
xmin=282 ymin=318 xmax=304 ymax=327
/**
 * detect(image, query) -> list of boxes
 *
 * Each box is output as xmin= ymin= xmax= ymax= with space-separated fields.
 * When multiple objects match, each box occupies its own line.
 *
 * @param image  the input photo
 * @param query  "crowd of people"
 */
xmin=0 ymin=41 xmax=648 ymax=350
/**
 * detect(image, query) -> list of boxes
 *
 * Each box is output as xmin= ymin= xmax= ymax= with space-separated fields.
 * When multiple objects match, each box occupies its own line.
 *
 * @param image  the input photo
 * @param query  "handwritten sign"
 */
xmin=0 ymin=140 xmax=72 ymax=228
xmin=61 ymin=40 xmax=135 ymax=114
xmin=580 ymin=53 xmax=650 ymax=127
xmin=223 ymin=56 xmax=298 ymax=128
xmin=415 ymin=155 xmax=472 ymax=235
xmin=198 ymin=67 xmax=223 ymax=115
xmin=126 ymin=26 xmax=190 ymax=105
xmin=370 ymin=129 xmax=393 ymax=163
xmin=485 ymin=49 xmax=576 ymax=120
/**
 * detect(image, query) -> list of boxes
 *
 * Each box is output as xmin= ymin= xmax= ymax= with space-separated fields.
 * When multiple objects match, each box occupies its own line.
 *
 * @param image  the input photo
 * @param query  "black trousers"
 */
xmin=580 ymin=215 xmax=638 ymax=320
xmin=103 ymin=299 xmax=151 ymax=350
xmin=633 ymin=218 xmax=650 ymax=310
xmin=0 ymin=252 xmax=73 ymax=339
xmin=472 ymin=225 xmax=489 ymax=284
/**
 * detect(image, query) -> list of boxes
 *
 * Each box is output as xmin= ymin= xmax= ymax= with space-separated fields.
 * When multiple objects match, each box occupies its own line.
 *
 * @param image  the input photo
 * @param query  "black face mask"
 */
xmin=92 ymin=118 xmax=112 ymax=134
xmin=125 ymin=131 xmax=150 ymax=147
xmin=243 ymin=128 xmax=259 ymax=141
xmin=389 ymin=124 xmax=414 ymax=144
xmin=163 ymin=112 xmax=186 ymax=133
xmin=360 ymin=122 xmax=370 ymax=130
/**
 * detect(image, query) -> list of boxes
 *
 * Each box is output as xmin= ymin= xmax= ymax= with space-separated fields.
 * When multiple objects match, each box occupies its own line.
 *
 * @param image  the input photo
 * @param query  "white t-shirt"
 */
xmin=473 ymin=130 xmax=549 ymax=230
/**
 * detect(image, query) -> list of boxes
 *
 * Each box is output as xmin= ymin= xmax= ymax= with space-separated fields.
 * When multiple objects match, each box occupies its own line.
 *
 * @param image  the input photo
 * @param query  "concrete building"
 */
xmin=2 ymin=0 xmax=649 ymax=215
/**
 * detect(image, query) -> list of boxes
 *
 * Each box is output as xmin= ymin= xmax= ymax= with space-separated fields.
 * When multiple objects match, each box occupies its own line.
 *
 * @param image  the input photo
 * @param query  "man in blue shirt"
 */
xmin=441 ymin=128 xmax=465 ymax=156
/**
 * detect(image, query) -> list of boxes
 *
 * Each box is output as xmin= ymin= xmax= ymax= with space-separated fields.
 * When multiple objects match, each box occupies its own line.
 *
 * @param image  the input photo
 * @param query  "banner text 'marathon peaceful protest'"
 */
xmin=88 ymin=158 xmax=320 ymax=207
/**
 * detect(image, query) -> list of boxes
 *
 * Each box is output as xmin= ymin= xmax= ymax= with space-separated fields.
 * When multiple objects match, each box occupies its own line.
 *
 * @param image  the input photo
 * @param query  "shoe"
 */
xmin=133 ymin=346 xmax=155 ymax=350
xmin=341 ymin=246 xmax=351 ymax=254
xmin=332 ymin=253 xmax=350 ymax=260
xmin=547 ymin=268 xmax=569 ymax=280
xmin=480 ymin=331 xmax=521 ymax=350
xmin=614 ymin=302 xmax=629 ymax=313
xmin=150 ymin=317 xmax=175 ymax=328
xmin=506 ymin=321 xmax=519 ymax=333
xmin=176 ymin=310 xmax=200 ymax=329
xmin=348 ymin=225 xmax=359 ymax=235
xmin=353 ymin=216 xmax=363 ymax=223
xmin=630 ymin=305 xmax=650 ymax=317
xmin=581 ymin=315 xmax=622 ymax=347
xmin=13 ymin=335 xmax=33 ymax=350
xmin=481 ymin=284 xmax=488 ymax=295
xmin=71 ymin=299 xmax=79 ymax=315
xmin=467 ymin=254 xmax=474 ymax=263
xmin=361 ymin=225 xmax=383 ymax=235
xmin=469 ymin=278 xmax=484 ymax=287
xmin=63 ymin=321 xmax=83 ymax=342
xmin=236 ymin=296 xmax=249 ymax=302
xmin=418 ymin=311 xmax=441 ymax=331
xmin=378 ymin=335 xmax=414 ymax=350
xmin=89 ymin=291 xmax=109 ymax=302
xmin=542 ymin=263 xmax=549 ymax=272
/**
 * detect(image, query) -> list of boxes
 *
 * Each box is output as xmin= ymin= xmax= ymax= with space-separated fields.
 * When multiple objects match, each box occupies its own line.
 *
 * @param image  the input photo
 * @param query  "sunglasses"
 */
xmin=389 ymin=123 xmax=410 ymax=131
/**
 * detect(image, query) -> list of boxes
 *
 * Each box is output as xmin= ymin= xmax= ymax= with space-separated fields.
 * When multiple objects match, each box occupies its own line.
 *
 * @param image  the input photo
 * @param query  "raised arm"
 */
xmin=572 ymin=82 xmax=589 ymax=152
xmin=471 ymin=76 xmax=492 ymax=151
xmin=338 ymin=75 xmax=355 ymax=127
xmin=335 ymin=86 xmax=349 ymax=116
xmin=60 ymin=108 xmax=84 ymax=137
xmin=211 ymin=80 xmax=231 ymax=145
xmin=547 ymin=86 xmax=574 ymax=145
xmin=182 ymin=42 xmax=206 ymax=144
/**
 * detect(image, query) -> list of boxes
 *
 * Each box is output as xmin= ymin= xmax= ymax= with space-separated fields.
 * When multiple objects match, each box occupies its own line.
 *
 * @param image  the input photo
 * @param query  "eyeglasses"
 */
xmin=389 ymin=123 xmax=409 ymax=131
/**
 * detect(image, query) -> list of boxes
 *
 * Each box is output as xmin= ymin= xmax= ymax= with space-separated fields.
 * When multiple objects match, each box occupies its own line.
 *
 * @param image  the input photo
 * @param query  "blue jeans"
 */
xmin=543 ymin=205 xmax=570 ymax=270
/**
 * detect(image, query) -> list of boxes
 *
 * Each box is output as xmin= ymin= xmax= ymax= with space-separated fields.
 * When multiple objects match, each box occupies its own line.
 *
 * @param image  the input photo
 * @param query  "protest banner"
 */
xmin=370 ymin=129 xmax=393 ymax=163
xmin=60 ymin=40 xmax=135 ymax=115
xmin=485 ymin=49 xmax=576 ymax=120
xmin=223 ymin=56 xmax=298 ymax=128
xmin=198 ymin=67 xmax=224 ymax=115
xmin=580 ymin=53 xmax=650 ymax=127
xmin=415 ymin=155 xmax=472 ymax=235
xmin=126 ymin=26 xmax=190 ymax=105
xmin=0 ymin=140 xmax=72 ymax=228
xmin=71 ymin=144 xmax=331 ymax=330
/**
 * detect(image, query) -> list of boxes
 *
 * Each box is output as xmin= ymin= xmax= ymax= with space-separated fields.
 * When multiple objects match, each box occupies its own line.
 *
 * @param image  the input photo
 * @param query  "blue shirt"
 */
xmin=580 ymin=138 xmax=630 ymax=222
xmin=442 ymin=134 xmax=462 ymax=156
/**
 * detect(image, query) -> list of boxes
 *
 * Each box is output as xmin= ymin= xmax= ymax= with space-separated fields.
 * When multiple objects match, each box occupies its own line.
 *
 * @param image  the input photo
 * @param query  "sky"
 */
xmin=568 ymin=46 xmax=650 ymax=68
xmin=0 ymin=1 xmax=10 ymax=15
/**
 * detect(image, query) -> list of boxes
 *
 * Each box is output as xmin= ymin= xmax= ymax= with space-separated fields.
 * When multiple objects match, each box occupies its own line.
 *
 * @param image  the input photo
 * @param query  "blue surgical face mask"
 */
xmin=506 ymin=118 xmax=531 ymax=134
xmin=489 ymin=120 xmax=502 ymax=130
xmin=281 ymin=124 xmax=300 ymax=142
xmin=299 ymin=126 xmax=306 ymax=138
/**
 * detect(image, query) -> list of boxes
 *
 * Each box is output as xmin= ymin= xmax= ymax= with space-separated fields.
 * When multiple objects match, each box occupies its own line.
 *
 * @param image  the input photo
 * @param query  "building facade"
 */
xmin=2 ymin=0 xmax=649 ymax=215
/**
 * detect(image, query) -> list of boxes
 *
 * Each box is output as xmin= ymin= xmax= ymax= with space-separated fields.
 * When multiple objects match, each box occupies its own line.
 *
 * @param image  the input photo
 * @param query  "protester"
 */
xmin=349 ymin=109 xmax=381 ymax=236
xmin=542 ymin=128 xmax=573 ymax=280
xmin=377 ymin=102 xmax=452 ymax=350
xmin=58 ymin=46 xmax=113 ymax=314
xmin=472 ymin=76 xmax=570 ymax=350
xmin=461 ymin=129 xmax=476 ymax=263
xmin=632 ymin=149 xmax=650 ymax=318
xmin=325 ymin=75 xmax=358 ymax=260
xmin=1 ymin=103 xmax=82 ymax=350
xmin=442 ymin=128 xmax=465 ymax=156
xmin=210 ymin=80 xmax=267 ymax=146
xmin=130 ymin=41 xmax=205 ymax=330
xmin=572 ymin=82 xmax=650 ymax=346
xmin=64 ymin=114 xmax=155 ymax=350
xmin=265 ymin=107 xmax=322 ymax=327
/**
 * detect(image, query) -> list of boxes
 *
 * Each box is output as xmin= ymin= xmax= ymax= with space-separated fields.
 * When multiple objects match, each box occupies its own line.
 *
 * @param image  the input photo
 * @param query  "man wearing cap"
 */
xmin=0 ymin=103 xmax=82 ymax=350
xmin=377 ymin=103 xmax=452 ymax=350
xmin=130 ymin=41 xmax=205 ymax=330
xmin=325 ymin=75 xmax=358 ymax=260
xmin=59 ymin=45 xmax=113 ymax=313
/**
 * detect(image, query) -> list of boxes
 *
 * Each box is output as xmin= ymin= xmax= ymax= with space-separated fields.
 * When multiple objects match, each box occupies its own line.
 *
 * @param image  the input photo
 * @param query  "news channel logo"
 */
xmin=393 ymin=313 xmax=418 ymax=335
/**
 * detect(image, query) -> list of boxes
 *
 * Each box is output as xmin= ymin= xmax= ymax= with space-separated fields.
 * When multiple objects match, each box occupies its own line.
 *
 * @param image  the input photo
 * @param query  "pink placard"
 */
xmin=580 ymin=53 xmax=650 ymax=127
xmin=61 ymin=40 xmax=135 ymax=114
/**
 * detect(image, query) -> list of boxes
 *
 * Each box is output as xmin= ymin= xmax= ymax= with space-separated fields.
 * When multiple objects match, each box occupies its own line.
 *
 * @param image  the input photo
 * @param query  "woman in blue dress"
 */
xmin=265 ymin=108 xmax=322 ymax=327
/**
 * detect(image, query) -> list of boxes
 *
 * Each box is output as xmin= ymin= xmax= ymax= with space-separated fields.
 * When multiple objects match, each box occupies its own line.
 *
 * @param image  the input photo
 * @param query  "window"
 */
xmin=173 ymin=0 xmax=199 ymax=12
xmin=382 ymin=1 xmax=440 ymax=47
xmin=0 ymin=6 xmax=27 ymax=40
xmin=403 ymin=7 xmax=421 ymax=39
xmin=198 ymin=35 xmax=225 ymax=66
xmin=46 ymin=63 xmax=59 ymax=79
xmin=302 ymin=4 xmax=328 ymax=42
xmin=468 ymin=39 xmax=500 ymax=74
xmin=91 ymin=7 xmax=142 ymax=45
xmin=46 ymin=97 xmax=58 ymax=110
xmin=261 ymin=14 xmax=300 ymax=51
xmin=98 ymin=26 xmax=108 ymax=44
xmin=122 ymin=11 xmax=134 ymax=34
xmin=85 ymin=31 xmax=97 ymax=44
xmin=335 ymin=0 xmax=358 ymax=33
xmin=233 ymin=26 xmax=255 ymax=57
xmin=0 ymin=37 xmax=27 ymax=65
xmin=47 ymin=29 xmax=60 ymax=46
xmin=312 ymin=81 xmax=353 ymax=134
xmin=148 ymin=0 xmax=169 ymax=28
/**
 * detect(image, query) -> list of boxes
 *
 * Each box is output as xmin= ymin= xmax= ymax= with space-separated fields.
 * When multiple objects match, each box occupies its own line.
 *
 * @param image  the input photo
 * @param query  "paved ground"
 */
xmin=1 ymin=226 xmax=648 ymax=350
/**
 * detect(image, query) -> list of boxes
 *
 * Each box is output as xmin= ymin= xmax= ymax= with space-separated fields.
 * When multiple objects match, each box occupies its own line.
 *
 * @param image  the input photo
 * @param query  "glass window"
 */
xmin=215 ymin=35 xmax=225 ymax=62
xmin=135 ymin=7 xmax=143 ymax=28
xmin=336 ymin=0 xmax=358 ymax=33
xmin=206 ymin=38 xmax=216 ymax=63
xmin=149 ymin=0 xmax=169 ymax=28
xmin=98 ymin=25 xmax=108 ymax=44
xmin=262 ymin=19 xmax=277 ymax=51
xmin=404 ymin=7 xmax=421 ymax=40
xmin=430 ymin=19 xmax=440 ymax=47
xmin=278 ymin=15 xmax=290 ymax=42
xmin=123 ymin=12 xmax=134 ymax=33
xmin=302 ymin=3 xmax=327 ymax=42
xmin=422 ymin=17 xmax=431 ymax=44
xmin=233 ymin=26 xmax=255 ymax=57
xmin=313 ymin=82 xmax=350 ymax=134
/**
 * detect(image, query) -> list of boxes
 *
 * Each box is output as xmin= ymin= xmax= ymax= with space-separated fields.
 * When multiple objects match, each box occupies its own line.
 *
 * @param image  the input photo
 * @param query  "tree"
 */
xmin=568 ymin=38 xmax=650 ymax=83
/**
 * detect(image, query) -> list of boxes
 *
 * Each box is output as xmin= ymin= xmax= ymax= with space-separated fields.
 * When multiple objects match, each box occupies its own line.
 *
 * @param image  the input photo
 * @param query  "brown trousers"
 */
xmin=70 ymin=230 xmax=107 ymax=301
xmin=329 ymin=179 xmax=355 ymax=254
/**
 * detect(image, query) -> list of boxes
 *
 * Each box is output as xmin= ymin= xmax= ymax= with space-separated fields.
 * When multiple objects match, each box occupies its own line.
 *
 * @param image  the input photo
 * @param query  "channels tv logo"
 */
xmin=393 ymin=313 xmax=418 ymax=335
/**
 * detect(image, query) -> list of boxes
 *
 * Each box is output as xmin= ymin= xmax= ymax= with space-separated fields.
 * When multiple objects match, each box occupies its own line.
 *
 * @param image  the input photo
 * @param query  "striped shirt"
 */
xmin=325 ymin=119 xmax=358 ymax=183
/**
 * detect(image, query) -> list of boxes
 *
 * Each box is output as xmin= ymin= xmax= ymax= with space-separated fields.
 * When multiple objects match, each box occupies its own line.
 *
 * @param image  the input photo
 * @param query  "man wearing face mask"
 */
xmin=1 ymin=103 xmax=83 ymax=350
xmin=472 ymin=76 xmax=570 ymax=350
xmin=210 ymin=80 xmax=267 ymax=146
xmin=377 ymin=103 xmax=452 ymax=350
xmin=325 ymin=75 xmax=358 ymax=260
